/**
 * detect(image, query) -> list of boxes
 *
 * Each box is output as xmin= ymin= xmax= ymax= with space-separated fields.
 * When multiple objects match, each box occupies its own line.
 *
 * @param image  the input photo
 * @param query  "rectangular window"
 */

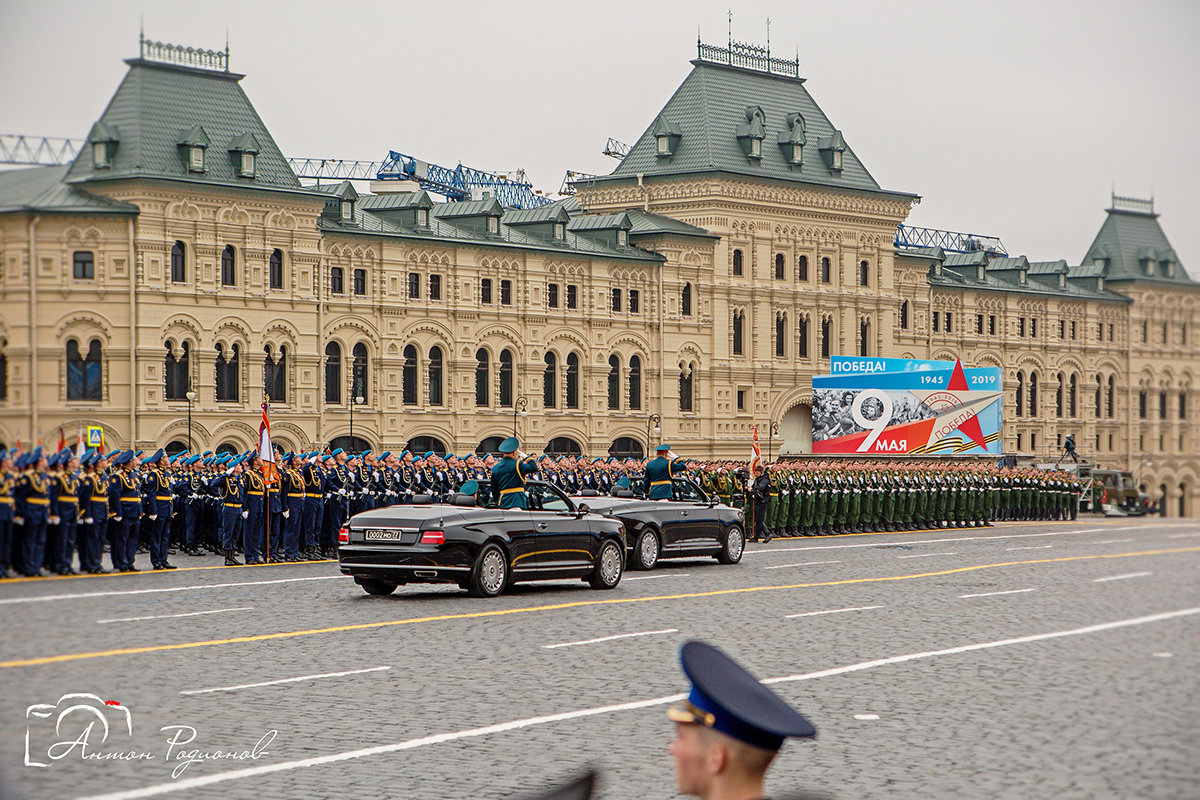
xmin=989 ymin=315 xmax=996 ymax=336
xmin=1108 ymin=433 xmax=1113 ymax=451
xmin=1018 ymin=317 xmax=1026 ymax=337
xmin=1058 ymin=320 xmax=1065 ymax=339
xmin=932 ymin=311 xmax=940 ymax=332
xmin=976 ymin=314 xmax=984 ymax=335
xmin=481 ymin=278 xmax=492 ymax=304
xmin=1071 ymin=321 xmax=1077 ymax=340
xmin=429 ymin=274 xmax=441 ymax=300
xmin=1031 ymin=432 xmax=1037 ymax=451
xmin=629 ymin=289 xmax=640 ymax=314
xmin=1017 ymin=432 xmax=1023 ymax=452
xmin=500 ymin=279 xmax=512 ymax=305
xmin=611 ymin=288 xmax=622 ymax=312
xmin=799 ymin=318 xmax=808 ymax=358
xmin=945 ymin=312 xmax=953 ymax=333
xmin=73 ymin=251 xmax=94 ymax=280
xmin=353 ymin=269 xmax=366 ymax=296
xmin=408 ymin=272 xmax=420 ymax=299
xmin=566 ymin=284 xmax=578 ymax=309
xmin=737 ymin=389 xmax=746 ymax=411
xmin=547 ymin=283 xmax=559 ymax=308
xmin=821 ymin=319 xmax=831 ymax=358
xmin=1180 ymin=392 xmax=1187 ymax=420
xmin=1139 ymin=391 xmax=1147 ymax=419
xmin=1098 ymin=321 xmax=1104 ymax=340
xmin=1030 ymin=318 xmax=1037 ymax=338
xmin=1108 ymin=323 xmax=1114 ymax=342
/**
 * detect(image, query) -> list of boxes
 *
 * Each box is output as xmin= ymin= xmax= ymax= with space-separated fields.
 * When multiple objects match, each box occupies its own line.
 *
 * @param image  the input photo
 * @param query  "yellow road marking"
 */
xmin=3 ymin=545 xmax=1197 ymax=670
xmin=0 ymin=558 xmax=336 ymax=584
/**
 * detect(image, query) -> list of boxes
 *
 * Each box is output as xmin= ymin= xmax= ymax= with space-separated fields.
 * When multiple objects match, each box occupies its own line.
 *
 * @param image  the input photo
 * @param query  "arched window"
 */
xmin=628 ymin=355 xmax=642 ymax=410
xmin=1029 ymin=371 xmax=1039 ymax=417
xmin=332 ymin=435 xmax=373 ymax=455
xmin=775 ymin=312 xmax=787 ymax=357
xmin=67 ymin=338 xmax=103 ymax=401
xmin=860 ymin=260 xmax=870 ymax=286
xmin=821 ymin=257 xmax=831 ymax=283
xmin=798 ymin=255 xmax=808 ymax=281
xmin=477 ymin=436 xmax=506 ymax=456
xmin=269 ymin=249 xmax=283 ymax=289
xmin=499 ymin=349 xmax=514 ymax=407
xmin=475 ymin=349 xmax=489 ymax=407
xmin=774 ymin=253 xmax=785 ymax=280
xmin=330 ymin=267 xmax=344 ymax=295
xmin=732 ymin=249 xmax=743 ymax=276
xmin=1069 ymin=373 xmax=1078 ymax=417
xmin=681 ymin=283 xmax=692 ymax=316
xmin=859 ymin=318 xmax=871 ymax=357
xmin=732 ymin=311 xmax=744 ymax=356
xmin=1015 ymin=371 xmax=1025 ymax=417
xmin=215 ymin=343 xmax=239 ymax=403
xmin=164 ymin=440 xmax=189 ymax=456
xmin=608 ymin=437 xmax=644 ymax=460
xmin=1094 ymin=374 xmax=1103 ymax=417
xmin=221 ymin=245 xmax=236 ymax=286
xmin=1106 ymin=375 xmax=1115 ymax=418
xmin=544 ymin=437 xmax=583 ymax=456
xmin=324 ymin=342 xmax=341 ymax=404
xmin=165 ymin=341 xmax=190 ymax=401
xmin=821 ymin=318 xmax=831 ymax=358
xmin=402 ymin=345 xmax=418 ymax=405
xmin=679 ymin=362 xmax=694 ymax=412
xmin=1056 ymin=372 xmax=1065 ymax=418
xmin=171 ymin=241 xmax=186 ymax=283
xmin=428 ymin=346 xmax=443 ymax=406
xmin=405 ymin=435 xmax=446 ymax=457
xmin=543 ymin=352 xmax=557 ymax=409
xmin=607 ymin=354 xmax=621 ymax=410
xmin=351 ymin=343 xmax=368 ymax=403
xmin=566 ymin=352 xmax=580 ymax=409
xmin=1159 ymin=390 xmax=1168 ymax=419
xmin=215 ymin=442 xmax=238 ymax=457
xmin=900 ymin=300 xmax=909 ymax=330
xmin=264 ymin=345 xmax=287 ymax=403
xmin=798 ymin=316 xmax=809 ymax=358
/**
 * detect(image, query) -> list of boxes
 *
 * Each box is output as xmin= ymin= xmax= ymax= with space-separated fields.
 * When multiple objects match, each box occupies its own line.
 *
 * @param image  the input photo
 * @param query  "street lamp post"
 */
xmin=768 ymin=421 xmax=780 ymax=463
xmin=186 ymin=390 xmax=196 ymax=452
xmin=513 ymin=396 xmax=528 ymax=437
xmin=646 ymin=413 xmax=661 ymax=458
xmin=348 ymin=376 xmax=364 ymax=449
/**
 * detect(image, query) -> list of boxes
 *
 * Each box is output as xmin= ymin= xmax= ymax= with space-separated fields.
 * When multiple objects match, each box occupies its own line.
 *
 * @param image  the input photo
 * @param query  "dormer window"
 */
xmin=555 ymin=222 xmax=565 ymax=240
xmin=1059 ymin=273 xmax=1066 ymax=288
xmin=736 ymin=106 xmax=766 ymax=162
xmin=750 ymin=138 xmax=762 ymax=158
xmin=778 ymin=113 xmax=806 ymax=166
xmin=652 ymin=114 xmax=682 ymax=158
xmin=617 ymin=229 xmax=628 ymax=246
xmin=977 ymin=266 xmax=985 ymax=281
xmin=657 ymin=135 xmax=671 ymax=155
xmin=417 ymin=208 xmax=429 ymax=227
xmin=93 ymin=142 xmax=109 ymax=169
xmin=240 ymin=152 xmax=255 ymax=176
xmin=229 ymin=133 xmax=261 ymax=179
xmin=177 ymin=125 xmax=211 ymax=174
xmin=831 ymin=150 xmax=843 ymax=170
xmin=87 ymin=121 xmax=118 ymax=170
xmin=341 ymin=199 xmax=354 ymax=222
xmin=189 ymin=146 xmax=205 ymax=172
xmin=819 ymin=130 xmax=847 ymax=173
xmin=487 ymin=216 xmax=499 ymax=235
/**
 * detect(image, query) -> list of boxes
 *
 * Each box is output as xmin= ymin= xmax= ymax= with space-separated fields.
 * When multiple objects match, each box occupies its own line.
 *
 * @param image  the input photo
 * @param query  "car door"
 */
xmin=672 ymin=479 xmax=720 ymax=550
xmin=527 ymin=483 xmax=594 ymax=576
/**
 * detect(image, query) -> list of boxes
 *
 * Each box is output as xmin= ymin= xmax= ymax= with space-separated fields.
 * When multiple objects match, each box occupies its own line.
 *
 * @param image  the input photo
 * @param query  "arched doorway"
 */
xmin=331 ymin=435 xmax=372 ymax=455
xmin=544 ymin=436 xmax=583 ymax=456
xmin=406 ymin=435 xmax=447 ymax=457
xmin=164 ymin=440 xmax=189 ymax=456
xmin=476 ymin=436 xmax=506 ymax=457
xmin=608 ymin=436 xmax=644 ymax=460
xmin=780 ymin=402 xmax=813 ymax=456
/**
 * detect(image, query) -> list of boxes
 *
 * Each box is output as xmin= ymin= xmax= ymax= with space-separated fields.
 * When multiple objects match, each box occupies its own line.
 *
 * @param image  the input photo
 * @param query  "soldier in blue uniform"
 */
xmin=302 ymin=452 xmax=325 ymax=559
xmin=108 ymin=450 xmax=143 ymax=572
xmin=644 ymin=444 xmax=687 ymax=500
xmin=242 ymin=454 xmax=267 ymax=564
xmin=178 ymin=456 xmax=205 ymax=556
xmin=667 ymin=640 xmax=816 ymax=800
xmin=281 ymin=453 xmax=306 ymax=561
xmin=15 ymin=448 xmax=52 ymax=575
xmin=210 ymin=455 xmax=246 ymax=566
xmin=144 ymin=449 xmax=177 ymax=570
xmin=0 ymin=450 xmax=17 ymax=578
xmin=490 ymin=437 xmax=537 ymax=509
xmin=324 ymin=450 xmax=349 ymax=555
xmin=49 ymin=451 xmax=84 ymax=574
xmin=78 ymin=450 xmax=110 ymax=573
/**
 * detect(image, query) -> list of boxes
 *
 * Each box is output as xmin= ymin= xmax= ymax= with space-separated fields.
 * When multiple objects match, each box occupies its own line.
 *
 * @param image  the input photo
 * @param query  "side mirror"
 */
xmin=576 ymin=503 xmax=590 ymax=516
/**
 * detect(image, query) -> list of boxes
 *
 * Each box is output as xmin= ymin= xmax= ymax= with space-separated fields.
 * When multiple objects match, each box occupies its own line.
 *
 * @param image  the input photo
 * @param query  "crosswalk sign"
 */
xmin=87 ymin=426 xmax=104 ymax=449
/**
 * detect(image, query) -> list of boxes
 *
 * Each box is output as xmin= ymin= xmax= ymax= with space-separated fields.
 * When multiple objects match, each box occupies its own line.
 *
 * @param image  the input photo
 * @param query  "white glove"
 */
xmin=84 ymin=517 xmax=93 ymax=525
xmin=114 ymin=516 xmax=122 ymax=522
xmin=50 ymin=516 xmax=61 ymax=525
xmin=338 ymin=489 xmax=347 ymax=497
xmin=373 ymin=471 xmax=381 ymax=480
xmin=282 ymin=510 xmax=290 ymax=519
xmin=226 ymin=468 xmax=235 ymax=475
xmin=14 ymin=516 xmax=24 ymax=525
xmin=149 ymin=514 xmax=158 ymax=521
xmin=242 ymin=511 xmax=249 ymax=519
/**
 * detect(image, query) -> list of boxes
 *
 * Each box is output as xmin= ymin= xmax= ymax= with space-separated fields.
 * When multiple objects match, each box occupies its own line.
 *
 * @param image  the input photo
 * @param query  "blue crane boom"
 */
xmin=376 ymin=151 xmax=551 ymax=209
xmin=894 ymin=223 xmax=1007 ymax=256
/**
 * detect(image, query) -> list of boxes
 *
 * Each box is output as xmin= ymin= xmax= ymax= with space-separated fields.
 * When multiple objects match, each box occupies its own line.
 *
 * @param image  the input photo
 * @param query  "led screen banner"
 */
xmin=812 ymin=358 xmax=1003 ymax=456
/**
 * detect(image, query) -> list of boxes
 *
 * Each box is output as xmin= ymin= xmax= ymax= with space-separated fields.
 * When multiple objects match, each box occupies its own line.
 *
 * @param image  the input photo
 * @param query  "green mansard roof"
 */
xmin=1081 ymin=197 xmax=1195 ymax=285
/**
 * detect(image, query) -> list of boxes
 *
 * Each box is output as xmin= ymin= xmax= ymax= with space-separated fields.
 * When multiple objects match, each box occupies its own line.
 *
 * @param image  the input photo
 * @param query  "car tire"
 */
xmin=359 ymin=578 xmax=398 ymax=596
xmin=716 ymin=524 xmax=745 ymax=565
xmin=632 ymin=529 xmax=660 ymax=570
xmin=588 ymin=538 xmax=624 ymax=590
xmin=467 ymin=542 xmax=509 ymax=598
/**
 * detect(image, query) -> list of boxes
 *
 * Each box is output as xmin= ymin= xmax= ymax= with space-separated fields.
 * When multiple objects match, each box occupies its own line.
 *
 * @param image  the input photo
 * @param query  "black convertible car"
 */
xmin=337 ymin=481 xmax=626 ymax=597
xmin=570 ymin=478 xmax=745 ymax=571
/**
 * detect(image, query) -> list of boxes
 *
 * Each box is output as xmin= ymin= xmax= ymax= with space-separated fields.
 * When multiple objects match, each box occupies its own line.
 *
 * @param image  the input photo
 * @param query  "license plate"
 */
xmin=364 ymin=529 xmax=402 ymax=541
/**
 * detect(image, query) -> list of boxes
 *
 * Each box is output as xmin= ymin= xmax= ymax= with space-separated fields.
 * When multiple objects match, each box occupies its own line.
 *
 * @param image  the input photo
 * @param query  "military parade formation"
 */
xmin=0 ymin=439 xmax=1087 ymax=579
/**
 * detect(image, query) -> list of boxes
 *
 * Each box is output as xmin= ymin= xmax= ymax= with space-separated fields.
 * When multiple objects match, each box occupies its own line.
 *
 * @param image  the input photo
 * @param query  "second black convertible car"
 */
xmin=338 ymin=481 xmax=626 ymax=597
xmin=571 ymin=478 xmax=745 ymax=571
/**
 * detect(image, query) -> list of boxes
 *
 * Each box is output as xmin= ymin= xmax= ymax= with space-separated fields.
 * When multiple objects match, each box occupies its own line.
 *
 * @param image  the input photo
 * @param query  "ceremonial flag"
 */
xmin=750 ymin=425 xmax=762 ymax=474
xmin=76 ymin=425 xmax=86 ymax=457
xmin=259 ymin=401 xmax=278 ymax=485
xmin=57 ymin=427 xmax=66 ymax=453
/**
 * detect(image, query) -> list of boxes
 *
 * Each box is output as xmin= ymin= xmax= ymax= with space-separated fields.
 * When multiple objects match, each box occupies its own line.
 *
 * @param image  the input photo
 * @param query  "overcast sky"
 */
xmin=4 ymin=0 xmax=1198 ymax=273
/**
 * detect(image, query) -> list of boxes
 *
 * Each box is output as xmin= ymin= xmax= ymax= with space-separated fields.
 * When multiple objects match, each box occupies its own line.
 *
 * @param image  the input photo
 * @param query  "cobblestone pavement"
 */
xmin=1 ymin=516 xmax=1198 ymax=800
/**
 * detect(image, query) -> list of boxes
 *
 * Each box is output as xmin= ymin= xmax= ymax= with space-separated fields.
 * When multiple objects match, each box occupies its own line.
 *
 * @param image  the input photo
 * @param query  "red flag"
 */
xmin=57 ymin=427 xmax=66 ymax=453
xmin=259 ymin=401 xmax=278 ymax=485
xmin=750 ymin=425 xmax=763 ymax=474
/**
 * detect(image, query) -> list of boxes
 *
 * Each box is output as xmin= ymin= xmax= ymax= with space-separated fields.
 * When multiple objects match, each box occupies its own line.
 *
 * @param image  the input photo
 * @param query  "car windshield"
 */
xmin=672 ymin=479 xmax=706 ymax=503
xmin=527 ymin=483 xmax=572 ymax=512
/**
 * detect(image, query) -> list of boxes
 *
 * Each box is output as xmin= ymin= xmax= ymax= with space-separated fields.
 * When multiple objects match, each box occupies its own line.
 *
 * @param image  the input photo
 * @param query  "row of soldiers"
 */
xmin=0 ymin=443 xmax=1084 ymax=577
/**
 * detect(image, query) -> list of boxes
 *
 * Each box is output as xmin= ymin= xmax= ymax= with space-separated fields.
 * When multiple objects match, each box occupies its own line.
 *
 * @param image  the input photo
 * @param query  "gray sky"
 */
xmin=5 ymin=0 xmax=1198 ymax=273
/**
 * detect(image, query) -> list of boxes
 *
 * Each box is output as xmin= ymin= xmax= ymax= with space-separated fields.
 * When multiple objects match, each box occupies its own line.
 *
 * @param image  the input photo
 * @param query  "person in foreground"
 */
xmin=668 ymin=640 xmax=816 ymax=800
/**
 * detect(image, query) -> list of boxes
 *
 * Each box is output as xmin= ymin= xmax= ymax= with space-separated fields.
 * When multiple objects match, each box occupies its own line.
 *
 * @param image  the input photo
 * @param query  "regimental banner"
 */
xmin=813 ymin=358 xmax=1003 ymax=456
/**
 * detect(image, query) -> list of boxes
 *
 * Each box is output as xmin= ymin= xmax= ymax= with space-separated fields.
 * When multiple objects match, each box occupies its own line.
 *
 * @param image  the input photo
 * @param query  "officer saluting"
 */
xmin=668 ymin=640 xmax=816 ymax=800
xmin=490 ymin=437 xmax=536 ymax=510
xmin=644 ymin=443 xmax=686 ymax=500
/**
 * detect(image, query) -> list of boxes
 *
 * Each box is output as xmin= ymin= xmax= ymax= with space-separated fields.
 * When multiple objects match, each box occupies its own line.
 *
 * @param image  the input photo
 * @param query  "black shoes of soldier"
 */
xmin=223 ymin=550 xmax=243 ymax=567
xmin=153 ymin=563 xmax=178 ymax=570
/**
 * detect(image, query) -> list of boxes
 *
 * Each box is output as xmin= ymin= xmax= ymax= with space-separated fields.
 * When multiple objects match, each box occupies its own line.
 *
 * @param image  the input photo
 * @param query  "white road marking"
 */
xmin=744 ymin=527 xmax=1107 ymax=556
xmin=785 ymin=605 xmax=883 ymax=618
xmin=762 ymin=560 xmax=843 ymax=570
xmin=98 ymin=607 xmax=253 ymax=624
xmin=79 ymin=607 xmax=1200 ymax=800
xmin=1093 ymin=572 xmax=1153 ymax=583
xmin=896 ymin=552 xmax=958 ymax=559
xmin=1090 ymin=539 xmax=1134 ymax=544
xmin=1006 ymin=545 xmax=1053 ymax=551
xmin=0 ymin=575 xmax=341 ymax=605
xmin=181 ymin=666 xmax=390 ymax=695
xmin=1153 ymin=652 xmax=1173 ymax=658
xmin=958 ymin=589 xmax=1035 ymax=598
xmin=1168 ymin=532 xmax=1200 ymax=539
xmin=624 ymin=574 xmax=691 ymax=582
xmin=854 ymin=714 xmax=880 ymax=720
xmin=542 ymin=628 xmax=679 ymax=649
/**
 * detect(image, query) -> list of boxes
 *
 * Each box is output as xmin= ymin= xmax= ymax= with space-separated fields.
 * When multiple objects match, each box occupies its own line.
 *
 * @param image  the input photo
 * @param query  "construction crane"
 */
xmin=558 ymin=170 xmax=598 ymax=196
xmin=1 ymin=135 xmax=84 ymax=166
xmin=288 ymin=158 xmax=385 ymax=181
xmin=376 ymin=151 xmax=550 ymax=209
xmin=894 ymin=224 xmax=1007 ymax=256
xmin=602 ymin=138 xmax=631 ymax=160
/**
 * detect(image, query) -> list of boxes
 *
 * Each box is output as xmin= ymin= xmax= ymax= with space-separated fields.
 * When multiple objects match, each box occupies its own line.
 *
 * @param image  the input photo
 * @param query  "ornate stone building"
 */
xmin=0 ymin=39 xmax=1196 ymax=514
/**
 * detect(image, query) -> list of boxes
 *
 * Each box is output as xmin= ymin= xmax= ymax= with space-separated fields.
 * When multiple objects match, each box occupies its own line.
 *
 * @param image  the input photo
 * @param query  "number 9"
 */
xmin=851 ymin=389 xmax=894 ymax=453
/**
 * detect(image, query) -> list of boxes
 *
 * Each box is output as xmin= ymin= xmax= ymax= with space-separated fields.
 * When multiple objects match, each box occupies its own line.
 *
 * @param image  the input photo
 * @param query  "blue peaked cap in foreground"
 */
xmin=668 ymin=640 xmax=816 ymax=752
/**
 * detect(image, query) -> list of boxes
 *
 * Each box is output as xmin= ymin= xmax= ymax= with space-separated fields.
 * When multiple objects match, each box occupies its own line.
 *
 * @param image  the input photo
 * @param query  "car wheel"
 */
xmin=588 ymin=538 xmax=624 ymax=590
xmin=359 ymin=578 xmax=398 ymax=596
xmin=716 ymin=524 xmax=745 ymax=565
xmin=633 ymin=529 xmax=660 ymax=570
xmin=467 ymin=543 xmax=509 ymax=598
